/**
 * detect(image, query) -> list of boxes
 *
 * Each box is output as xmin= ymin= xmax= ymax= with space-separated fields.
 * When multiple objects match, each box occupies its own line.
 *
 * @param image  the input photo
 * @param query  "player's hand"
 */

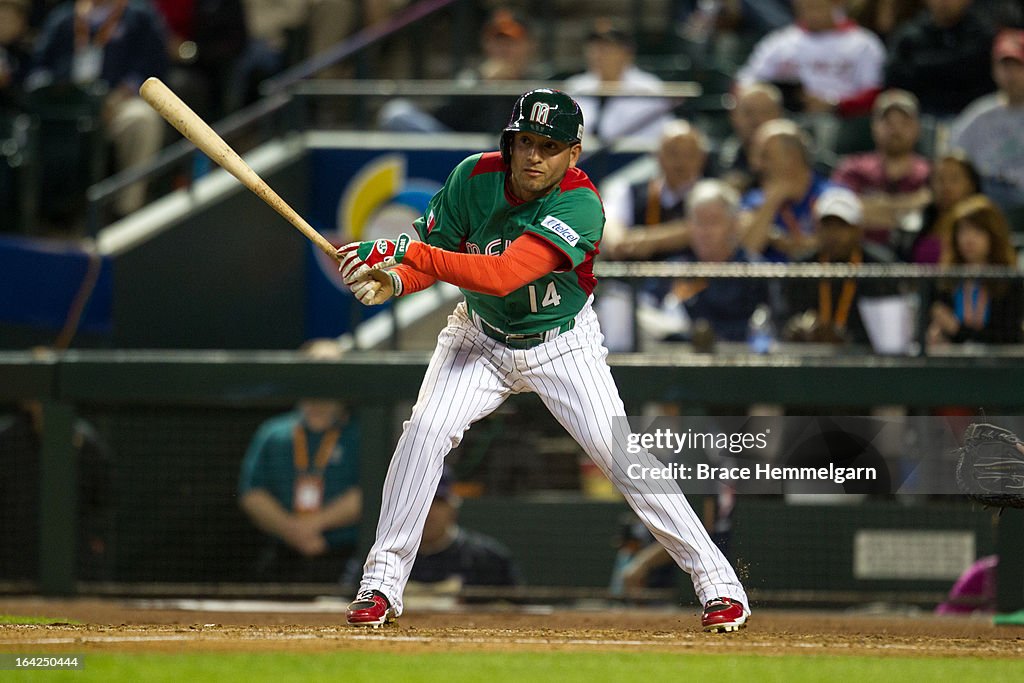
xmin=336 ymin=242 xmax=403 ymax=305
xmin=350 ymin=268 xmax=399 ymax=306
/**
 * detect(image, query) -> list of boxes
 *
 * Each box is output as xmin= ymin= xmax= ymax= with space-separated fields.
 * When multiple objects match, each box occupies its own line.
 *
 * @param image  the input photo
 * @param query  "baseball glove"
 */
xmin=955 ymin=423 xmax=1024 ymax=509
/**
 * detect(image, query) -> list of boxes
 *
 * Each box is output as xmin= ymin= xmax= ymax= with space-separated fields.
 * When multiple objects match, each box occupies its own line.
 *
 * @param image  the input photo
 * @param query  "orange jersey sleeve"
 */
xmin=389 ymin=264 xmax=437 ymax=295
xmin=401 ymin=233 xmax=566 ymax=297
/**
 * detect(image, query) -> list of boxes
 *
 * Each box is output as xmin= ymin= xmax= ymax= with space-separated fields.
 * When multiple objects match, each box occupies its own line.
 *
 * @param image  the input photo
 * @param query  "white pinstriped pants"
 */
xmin=359 ymin=299 xmax=748 ymax=615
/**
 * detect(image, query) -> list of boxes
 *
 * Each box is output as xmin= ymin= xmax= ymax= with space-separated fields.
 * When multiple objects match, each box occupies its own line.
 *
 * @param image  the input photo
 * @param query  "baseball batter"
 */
xmin=336 ymin=89 xmax=749 ymax=633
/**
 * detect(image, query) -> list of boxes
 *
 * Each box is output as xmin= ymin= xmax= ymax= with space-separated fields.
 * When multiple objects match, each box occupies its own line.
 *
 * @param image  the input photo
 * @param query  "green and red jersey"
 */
xmin=412 ymin=152 xmax=605 ymax=335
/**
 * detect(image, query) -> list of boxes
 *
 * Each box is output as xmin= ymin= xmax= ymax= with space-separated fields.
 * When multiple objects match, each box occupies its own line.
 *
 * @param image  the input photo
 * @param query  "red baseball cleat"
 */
xmin=346 ymin=589 xmax=396 ymax=627
xmin=701 ymin=596 xmax=749 ymax=633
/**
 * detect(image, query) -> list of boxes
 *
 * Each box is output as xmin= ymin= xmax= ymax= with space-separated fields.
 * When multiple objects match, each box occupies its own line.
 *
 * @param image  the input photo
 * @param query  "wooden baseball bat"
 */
xmin=139 ymin=77 xmax=339 ymax=260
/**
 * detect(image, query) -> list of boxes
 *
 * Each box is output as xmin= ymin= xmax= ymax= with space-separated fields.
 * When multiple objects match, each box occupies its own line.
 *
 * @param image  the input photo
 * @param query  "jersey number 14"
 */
xmin=527 ymin=282 xmax=561 ymax=312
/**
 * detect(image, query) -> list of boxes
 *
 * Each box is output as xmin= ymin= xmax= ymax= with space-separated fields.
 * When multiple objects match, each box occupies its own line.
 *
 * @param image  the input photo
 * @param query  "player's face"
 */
xmin=421 ymin=498 xmax=456 ymax=544
xmin=508 ymin=132 xmax=581 ymax=202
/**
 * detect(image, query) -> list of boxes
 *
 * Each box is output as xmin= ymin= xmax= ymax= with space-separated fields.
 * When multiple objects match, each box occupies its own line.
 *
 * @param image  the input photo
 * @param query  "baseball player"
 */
xmin=336 ymin=89 xmax=750 ymax=633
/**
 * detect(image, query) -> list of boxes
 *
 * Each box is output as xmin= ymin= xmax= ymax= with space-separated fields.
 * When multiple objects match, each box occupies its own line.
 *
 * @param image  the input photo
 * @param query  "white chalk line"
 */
xmin=1 ymin=631 xmax=1021 ymax=655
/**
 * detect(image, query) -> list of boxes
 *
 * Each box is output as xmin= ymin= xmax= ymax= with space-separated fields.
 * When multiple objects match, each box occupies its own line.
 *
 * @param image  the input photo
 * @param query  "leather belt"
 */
xmin=470 ymin=309 xmax=575 ymax=350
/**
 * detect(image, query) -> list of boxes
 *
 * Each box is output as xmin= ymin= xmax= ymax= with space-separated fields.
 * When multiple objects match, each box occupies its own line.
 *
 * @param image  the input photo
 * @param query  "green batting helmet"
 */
xmin=500 ymin=89 xmax=584 ymax=163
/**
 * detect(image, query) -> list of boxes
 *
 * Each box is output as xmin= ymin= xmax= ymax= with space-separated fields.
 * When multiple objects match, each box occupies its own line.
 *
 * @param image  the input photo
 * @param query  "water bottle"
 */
xmin=747 ymin=304 xmax=776 ymax=354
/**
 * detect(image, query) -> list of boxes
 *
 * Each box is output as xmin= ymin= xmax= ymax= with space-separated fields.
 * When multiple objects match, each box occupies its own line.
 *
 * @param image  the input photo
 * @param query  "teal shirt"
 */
xmin=413 ymin=152 xmax=605 ymax=334
xmin=239 ymin=411 xmax=360 ymax=548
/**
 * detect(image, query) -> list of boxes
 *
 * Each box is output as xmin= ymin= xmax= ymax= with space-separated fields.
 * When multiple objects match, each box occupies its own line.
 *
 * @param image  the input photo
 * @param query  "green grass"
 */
xmin=2 ymin=652 xmax=1021 ymax=683
xmin=0 ymin=615 xmax=81 ymax=625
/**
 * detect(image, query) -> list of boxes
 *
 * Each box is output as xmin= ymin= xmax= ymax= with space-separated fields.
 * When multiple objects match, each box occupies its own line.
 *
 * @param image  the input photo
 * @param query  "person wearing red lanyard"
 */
xmin=238 ymin=339 xmax=362 ymax=583
xmin=28 ymin=0 xmax=168 ymax=217
xmin=927 ymin=194 xmax=1023 ymax=346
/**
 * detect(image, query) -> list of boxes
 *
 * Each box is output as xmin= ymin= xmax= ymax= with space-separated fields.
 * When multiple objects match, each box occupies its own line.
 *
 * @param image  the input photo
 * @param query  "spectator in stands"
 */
xmin=674 ymin=1 xmax=745 ymax=69
xmin=713 ymin=81 xmax=784 ymax=194
xmin=236 ymin=1 xmax=312 ymax=107
xmin=602 ymin=120 xmax=709 ymax=261
xmin=379 ymin=8 xmax=544 ymax=133
xmin=697 ymin=0 xmax=794 ymax=43
xmin=238 ymin=339 xmax=362 ymax=583
xmin=609 ymin=514 xmax=679 ymax=599
xmin=28 ymin=0 xmax=168 ymax=217
xmin=311 ymin=1 xmax=410 ymax=80
xmin=662 ymin=179 xmax=771 ymax=342
xmin=949 ymin=29 xmax=1024 ymax=217
xmin=735 ymin=0 xmax=885 ymax=118
xmin=779 ymin=187 xmax=898 ymax=344
xmin=849 ymin=0 xmax=924 ymax=41
xmin=885 ymin=0 xmax=995 ymax=117
xmin=927 ymin=194 xmax=1022 ymax=345
xmin=0 ymin=398 xmax=113 ymax=581
xmin=739 ymin=118 xmax=840 ymax=260
xmin=563 ymin=18 xmax=672 ymax=143
xmin=831 ymin=89 xmax=932 ymax=247
xmin=407 ymin=468 xmax=522 ymax=590
xmin=897 ymin=151 xmax=982 ymax=263
xmin=152 ymin=0 xmax=248 ymax=120
xmin=596 ymin=120 xmax=709 ymax=350
xmin=0 ymin=0 xmax=32 ymax=110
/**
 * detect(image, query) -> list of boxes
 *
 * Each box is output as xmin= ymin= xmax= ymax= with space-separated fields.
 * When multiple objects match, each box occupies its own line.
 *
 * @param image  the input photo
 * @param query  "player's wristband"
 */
xmin=387 ymin=269 xmax=404 ymax=297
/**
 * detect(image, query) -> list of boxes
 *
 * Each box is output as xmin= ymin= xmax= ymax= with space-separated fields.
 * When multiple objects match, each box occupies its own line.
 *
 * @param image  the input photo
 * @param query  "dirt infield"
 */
xmin=1 ymin=598 xmax=1022 ymax=658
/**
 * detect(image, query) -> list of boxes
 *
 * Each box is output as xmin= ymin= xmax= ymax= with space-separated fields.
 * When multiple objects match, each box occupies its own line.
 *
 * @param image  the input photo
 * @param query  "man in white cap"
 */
xmin=779 ymin=187 xmax=897 ymax=344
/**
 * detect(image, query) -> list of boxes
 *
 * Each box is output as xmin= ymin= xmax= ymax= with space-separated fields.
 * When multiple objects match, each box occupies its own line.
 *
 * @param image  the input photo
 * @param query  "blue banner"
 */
xmin=0 ymin=234 xmax=112 ymax=334
xmin=304 ymin=146 xmax=468 ymax=339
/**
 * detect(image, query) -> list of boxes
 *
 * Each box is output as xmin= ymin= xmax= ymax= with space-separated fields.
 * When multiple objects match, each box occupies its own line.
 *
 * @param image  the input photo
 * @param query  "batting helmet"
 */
xmin=500 ymin=89 xmax=584 ymax=163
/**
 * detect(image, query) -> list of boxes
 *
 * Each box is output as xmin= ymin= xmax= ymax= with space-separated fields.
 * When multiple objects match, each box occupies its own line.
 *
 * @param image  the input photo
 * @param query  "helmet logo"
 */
xmin=529 ymin=101 xmax=551 ymax=125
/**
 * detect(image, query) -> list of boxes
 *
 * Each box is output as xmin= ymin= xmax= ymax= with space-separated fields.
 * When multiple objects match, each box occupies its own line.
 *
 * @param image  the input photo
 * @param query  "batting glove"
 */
xmin=336 ymin=248 xmax=403 ymax=306
xmin=336 ymin=233 xmax=411 ymax=276
xmin=353 ymin=233 xmax=412 ymax=270
xmin=350 ymin=268 xmax=403 ymax=305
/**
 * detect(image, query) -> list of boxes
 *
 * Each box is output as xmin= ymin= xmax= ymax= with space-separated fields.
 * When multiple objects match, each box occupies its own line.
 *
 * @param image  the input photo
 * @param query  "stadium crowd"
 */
xmin=1 ymin=0 xmax=1022 ymax=349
